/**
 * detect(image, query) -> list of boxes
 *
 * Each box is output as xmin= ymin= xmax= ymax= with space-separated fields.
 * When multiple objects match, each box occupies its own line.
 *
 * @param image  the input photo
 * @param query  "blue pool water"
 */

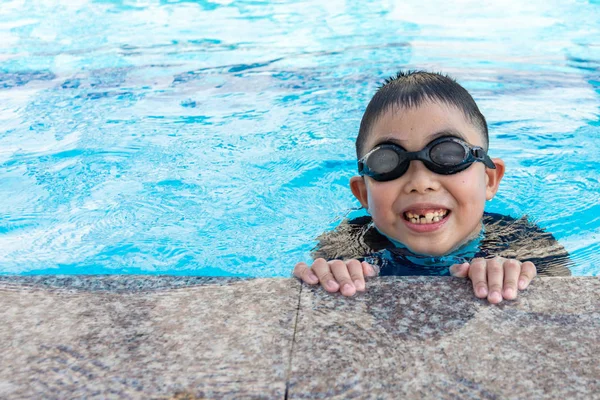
xmin=0 ymin=0 xmax=599 ymax=276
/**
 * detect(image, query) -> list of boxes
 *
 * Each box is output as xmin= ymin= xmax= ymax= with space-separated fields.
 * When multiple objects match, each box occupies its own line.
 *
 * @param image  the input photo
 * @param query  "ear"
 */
xmin=485 ymin=158 xmax=505 ymax=200
xmin=350 ymin=176 xmax=369 ymax=209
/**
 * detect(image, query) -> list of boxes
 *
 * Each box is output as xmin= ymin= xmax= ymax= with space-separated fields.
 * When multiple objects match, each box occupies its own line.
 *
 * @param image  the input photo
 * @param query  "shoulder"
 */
xmin=481 ymin=212 xmax=572 ymax=276
xmin=310 ymin=215 xmax=391 ymax=261
xmin=482 ymin=211 xmax=556 ymax=242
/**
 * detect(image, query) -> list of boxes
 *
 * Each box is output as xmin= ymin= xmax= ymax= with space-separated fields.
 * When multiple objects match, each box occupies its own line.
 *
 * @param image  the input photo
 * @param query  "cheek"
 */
xmin=453 ymin=171 xmax=488 ymax=204
xmin=366 ymin=183 xmax=395 ymax=215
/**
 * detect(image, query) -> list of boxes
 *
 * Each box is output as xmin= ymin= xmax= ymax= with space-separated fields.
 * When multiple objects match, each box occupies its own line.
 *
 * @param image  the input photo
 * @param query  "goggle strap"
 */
xmin=483 ymin=156 xmax=496 ymax=169
xmin=471 ymin=147 xmax=496 ymax=169
xmin=471 ymin=148 xmax=482 ymax=158
xmin=357 ymin=161 xmax=364 ymax=174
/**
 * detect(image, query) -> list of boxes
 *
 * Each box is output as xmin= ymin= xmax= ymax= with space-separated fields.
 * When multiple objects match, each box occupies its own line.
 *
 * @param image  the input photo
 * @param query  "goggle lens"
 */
xmin=429 ymin=141 xmax=466 ymax=166
xmin=366 ymin=148 xmax=403 ymax=174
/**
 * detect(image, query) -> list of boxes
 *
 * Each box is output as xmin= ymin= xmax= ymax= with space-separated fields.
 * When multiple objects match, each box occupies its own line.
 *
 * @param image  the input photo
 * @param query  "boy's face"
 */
xmin=350 ymin=100 xmax=505 ymax=256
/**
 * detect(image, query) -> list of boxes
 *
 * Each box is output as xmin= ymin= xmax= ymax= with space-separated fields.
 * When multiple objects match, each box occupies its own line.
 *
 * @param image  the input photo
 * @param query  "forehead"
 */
xmin=364 ymin=100 xmax=483 ymax=151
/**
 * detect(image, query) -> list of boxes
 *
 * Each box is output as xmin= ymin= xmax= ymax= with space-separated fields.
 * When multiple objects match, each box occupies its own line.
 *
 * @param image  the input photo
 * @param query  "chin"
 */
xmin=406 ymin=242 xmax=453 ymax=257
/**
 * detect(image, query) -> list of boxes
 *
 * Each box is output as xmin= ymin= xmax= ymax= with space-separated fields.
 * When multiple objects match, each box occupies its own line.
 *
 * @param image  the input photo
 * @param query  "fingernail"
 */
xmin=505 ymin=288 xmax=515 ymax=298
xmin=342 ymin=283 xmax=355 ymax=296
xmin=308 ymin=271 xmax=318 ymax=282
xmin=354 ymin=280 xmax=365 ymax=291
xmin=365 ymin=264 xmax=375 ymax=276
xmin=518 ymin=279 xmax=526 ymax=289
xmin=327 ymin=280 xmax=338 ymax=290
xmin=490 ymin=291 xmax=502 ymax=303
xmin=478 ymin=287 xmax=488 ymax=297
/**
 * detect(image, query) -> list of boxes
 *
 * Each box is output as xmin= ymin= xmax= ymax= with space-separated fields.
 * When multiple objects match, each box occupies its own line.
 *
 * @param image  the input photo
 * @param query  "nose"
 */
xmin=402 ymin=160 xmax=441 ymax=194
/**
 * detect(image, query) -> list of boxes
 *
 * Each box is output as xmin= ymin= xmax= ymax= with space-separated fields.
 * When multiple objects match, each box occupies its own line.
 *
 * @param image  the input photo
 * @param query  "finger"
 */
xmin=329 ymin=260 xmax=356 ymax=297
xmin=518 ymin=261 xmax=537 ymax=290
xmin=362 ymin=261 xmax=378 ymax=277
xmin=468 ymin=258 xmax=488 ymax=299
xmin=293 ymin=262 xmax=319 ymax=285
xmin=502 ymin=259 xmax=521 ymax=300
xmin=449 ymin=262 xmax=470 ymax=278
xmin=346 ymin=260 xmax=365 ymax=292
xmin=486 ymin=257 xmax=504 ymax=304
xmin=312 ymin=258 xmax=340 ymax=292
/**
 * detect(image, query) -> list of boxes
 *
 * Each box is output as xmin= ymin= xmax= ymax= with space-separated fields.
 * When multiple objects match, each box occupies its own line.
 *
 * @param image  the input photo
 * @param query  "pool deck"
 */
xmin=0 ymin=276 xmax=598 ymax=399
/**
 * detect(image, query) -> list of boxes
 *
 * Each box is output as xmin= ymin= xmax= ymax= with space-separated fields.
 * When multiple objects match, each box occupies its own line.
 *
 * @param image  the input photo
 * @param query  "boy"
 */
xmin=294 ymin=71 xmax=571 ymax=304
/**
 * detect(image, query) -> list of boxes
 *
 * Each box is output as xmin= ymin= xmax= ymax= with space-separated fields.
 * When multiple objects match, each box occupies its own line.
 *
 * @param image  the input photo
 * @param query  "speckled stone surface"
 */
xmin=1 ymin=276 xmax=599 ymax=399
xmin=288 ymin=277 xmax=600 ymax=399
xmin=0 ymin=276 xmax=301 ymax=399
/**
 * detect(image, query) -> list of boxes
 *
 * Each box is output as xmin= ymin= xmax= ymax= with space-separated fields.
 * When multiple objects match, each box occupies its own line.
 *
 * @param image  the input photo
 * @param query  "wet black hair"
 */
xmin=356 ymin=70 xmax=489 ymax=158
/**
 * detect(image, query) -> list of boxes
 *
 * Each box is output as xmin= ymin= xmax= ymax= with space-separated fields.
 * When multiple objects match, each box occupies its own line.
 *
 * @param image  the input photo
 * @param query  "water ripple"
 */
xmin=0 ymin=0 xmax=599 ymax=275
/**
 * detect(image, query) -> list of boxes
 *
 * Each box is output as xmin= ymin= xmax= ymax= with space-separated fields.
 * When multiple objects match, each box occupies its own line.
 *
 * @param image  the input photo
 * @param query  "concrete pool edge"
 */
xmin=1 ymin=276 xmax=598 ymax=399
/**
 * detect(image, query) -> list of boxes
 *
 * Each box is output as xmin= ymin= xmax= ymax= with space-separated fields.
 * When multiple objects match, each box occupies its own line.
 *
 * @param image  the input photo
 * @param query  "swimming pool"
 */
xmin=1 ymin=0 xmax=599 ymax=276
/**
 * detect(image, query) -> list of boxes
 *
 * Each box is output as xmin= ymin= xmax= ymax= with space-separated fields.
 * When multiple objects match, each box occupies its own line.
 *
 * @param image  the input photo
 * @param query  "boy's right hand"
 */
xmin=293 ymin=258 xmax=378 ymax=297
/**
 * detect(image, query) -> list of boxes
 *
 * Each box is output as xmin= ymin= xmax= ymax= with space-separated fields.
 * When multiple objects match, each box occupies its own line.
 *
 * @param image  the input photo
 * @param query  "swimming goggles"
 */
xmin=358 ymin=136 xmax=496 ymax=182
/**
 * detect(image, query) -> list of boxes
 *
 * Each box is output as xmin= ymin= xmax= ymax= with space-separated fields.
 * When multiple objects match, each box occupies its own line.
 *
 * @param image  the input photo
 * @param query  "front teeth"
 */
xmin=406 ymin=210 xmax=448 ymax=224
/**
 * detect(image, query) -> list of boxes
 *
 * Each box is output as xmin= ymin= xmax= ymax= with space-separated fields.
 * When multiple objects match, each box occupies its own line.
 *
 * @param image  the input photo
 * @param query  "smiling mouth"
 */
xmin=403 ymin=209 xmax=450 ymax=225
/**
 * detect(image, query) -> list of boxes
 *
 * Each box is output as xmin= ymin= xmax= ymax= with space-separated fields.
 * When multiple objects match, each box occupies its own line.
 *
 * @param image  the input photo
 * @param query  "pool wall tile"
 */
xmin=0 ymin=276 xmax=301 ymax=399
xmin=287 ymin=277 xmax=600 ymax=399
xmin=1 ymin=276 xmax=599 ymax=399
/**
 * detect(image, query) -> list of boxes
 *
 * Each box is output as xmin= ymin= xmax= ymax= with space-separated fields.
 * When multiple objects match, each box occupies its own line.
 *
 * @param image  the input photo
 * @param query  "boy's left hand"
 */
xmin=449 ymin=257 xmax=537 ymax=304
